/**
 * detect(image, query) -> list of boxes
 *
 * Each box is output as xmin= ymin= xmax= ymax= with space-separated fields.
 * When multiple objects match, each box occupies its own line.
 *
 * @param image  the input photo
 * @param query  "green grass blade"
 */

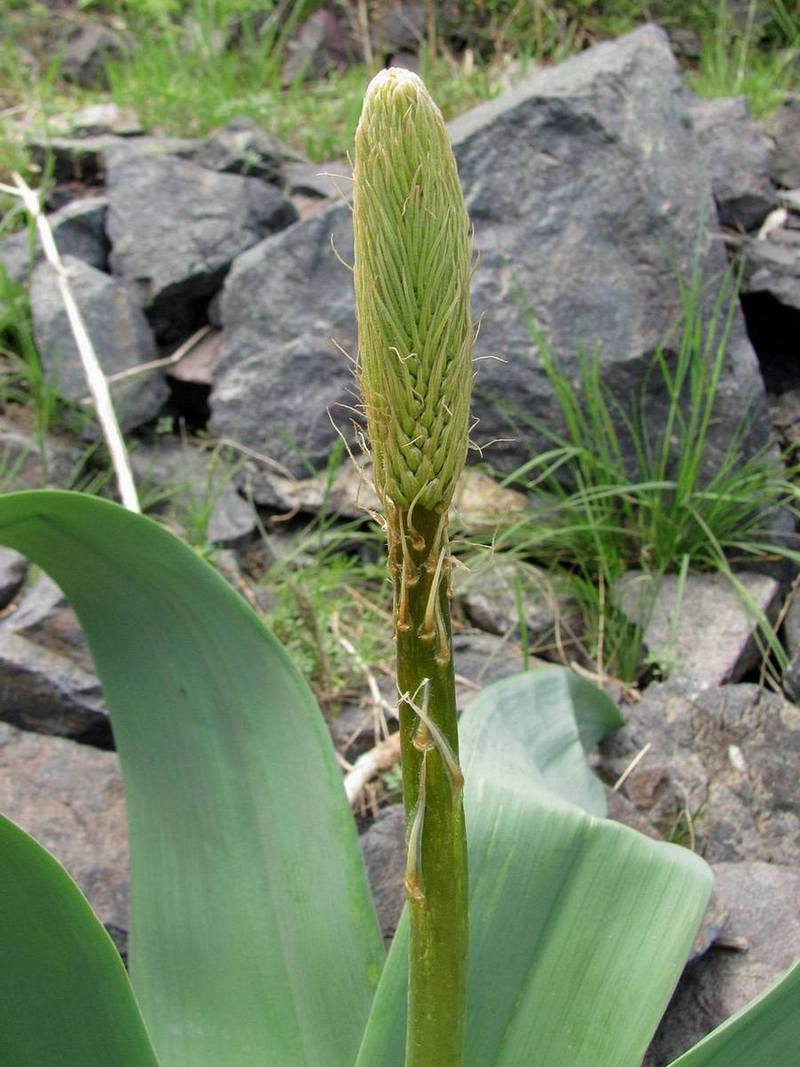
xmin=0 ymin=490 xmax=384 ymax=1067
xmin=668 ymin=960 xmax=800 ymax=1067
xmin=0 ymin=813 xmax=161 ymax=1067
xmin=356 ymin=668 xmax=712 ymax=1066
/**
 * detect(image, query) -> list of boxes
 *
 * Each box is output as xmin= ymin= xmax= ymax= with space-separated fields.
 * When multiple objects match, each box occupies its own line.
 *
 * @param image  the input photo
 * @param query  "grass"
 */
xmin=470 ymin=263 xmax=800 ymax=682
xmin=689 ymin=0 xmax=800 ymax=116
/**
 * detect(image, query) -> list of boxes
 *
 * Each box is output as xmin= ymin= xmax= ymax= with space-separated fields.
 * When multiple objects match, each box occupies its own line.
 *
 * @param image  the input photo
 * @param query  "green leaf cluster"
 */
xmin=0 ymin=489 xmax=796 ymax=1066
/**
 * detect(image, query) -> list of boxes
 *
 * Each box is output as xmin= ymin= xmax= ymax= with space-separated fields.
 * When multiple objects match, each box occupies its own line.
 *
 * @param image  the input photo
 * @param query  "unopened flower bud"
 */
xmin=353 ymin=68 xmax=473 ymax=513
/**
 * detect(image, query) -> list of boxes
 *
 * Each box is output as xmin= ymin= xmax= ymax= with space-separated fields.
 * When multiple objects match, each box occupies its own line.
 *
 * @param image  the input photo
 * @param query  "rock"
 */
xmin=0 ymin=721 xmax=128 ymax=945
xmin=69 ymin=103 xmax=143 ymax=137
xmin=0 ymin=196 xmax=109 ymax=286
xmin=169 ymin=328 xmax=222 ymax=386
xmin=60 ymin=23 xmax=129 ymax=88
xmin=281 ymin=9 xmax=361 ymax=83
xmin=211 ymin=26 xmax=770 ymax=483
xmin=376 ymin=3 xmax=428 ymax=54
xmin=0 ymin=548 xmax=28 ymax=609
xmin=26 ymin=133 xmax=200 ymax=185
xmin=282 ymin=160 xmax=350 ymax=200
xmin=739 ymin=221 xmax=800 ymax=392
xmin=781 ymin=587 xmax=800 ymax=700
xmin=456 ymin=559 xmax=580 ymax=654
xmin=645 ymin=862 xmax=800 ymax=1065
xmin=192 ymin=117 xmax=306 ymax=182
xmin=615 ymin=570 xmax=781 ymax=687
xmin=764 ymin=93 xmax=800 ymax=188
xmin=129 ymin=439 xmax=256 ymax=547
xmin=688 ymin=95 xmax=776 ymax=232
xmin=450 ymin=469 xmax=528 ymax=528
xmin=0 ymin=410 xmax=84 ymax=490
xmin=359 ymin=804 xmax=406 ymax=943
xmin=742 ymin=227 xmax=800 ymax=313
xmin=107 ymin=151 xmax=298 ymax=343
xmin=600 ymin=681 xmax=800 ymax=865
xmin=0 ymin=575 xmax=108 ymax=742
xmin=211 ymin=201 xmax=355 ymax=476
xmin=29 ymin=256 xmax=169 ymax=431
xmin=453 ymin=629 xmax=529 ymax=708
xmin=604 ymin=786 xmax=661 ymax=840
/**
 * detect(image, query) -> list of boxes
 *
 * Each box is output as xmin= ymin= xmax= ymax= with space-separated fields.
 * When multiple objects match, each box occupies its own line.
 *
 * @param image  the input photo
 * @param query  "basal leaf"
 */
xmin=0 ymin=813 xmax=161 ymax=1067
xmin=0 ymin=490 xmax=384 ymax=1067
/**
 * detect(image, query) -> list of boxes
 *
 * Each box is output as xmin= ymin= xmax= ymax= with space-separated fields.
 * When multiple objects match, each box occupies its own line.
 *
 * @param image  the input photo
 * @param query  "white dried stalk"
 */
xmin=343 ymin=731 xmax=401 ymax=806
xmin=5 ymin=173 xmax=140 ymax=513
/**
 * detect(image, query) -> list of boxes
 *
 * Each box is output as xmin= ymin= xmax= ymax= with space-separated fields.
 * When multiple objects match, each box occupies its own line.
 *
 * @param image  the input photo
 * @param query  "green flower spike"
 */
xmin=353 ymin=66 xmax=474 ymax=515
xmin=353 ymin=68 xmax=472 ymax=1067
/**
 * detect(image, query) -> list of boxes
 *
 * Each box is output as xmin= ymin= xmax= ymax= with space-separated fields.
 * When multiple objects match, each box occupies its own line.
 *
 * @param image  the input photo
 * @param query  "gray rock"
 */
xmin=26 ymin=133 xmax=200 ymax=185
xmin=283 ymin=160 xmax=350 ymax=200
xmin=645 ymin=862 xmax=800 ymax=1065
xmin=106 ymin=151 xmax=298 ymax=342
xmin=130 ymin=439 xmax=256 ymax=547
xmin=69 ymin=103 xmax=142 ymax=137
xmin=377 ymin=3 xmax=428 ymax=53
xmin=0 ymin=721 xmax=128 ymax=944
xmin=0 ymin=547 xmax=28 ymax=609
xmin=453 ymin=629 xmax=530 ymax=707
xmin=742 ymin=227 xmax=800 ymax=312
xmin=29 ymin=256 xmax=169 ymax=430
xmin=192 ymin=117 xmax=306 ymax=182
xmin=600 ymin=681 xmax=800 ymax=865
xmin=0 ymin=196 xmax=109 ymax=286
xmin=211 ymin=26 xmax=770 ymax=482
xmin=211 ymin=201 xmax=355 ymax=476
xmin=0 ymin=575 xmax=108 ymax=742
xmin=764 ymin=93 xmax=800 ymax=189
xmin=281 ymin=8 xmax=361 ymax=83
xmin=456 ymin=559 xmax=580 ymax=654
xmin=0 ymin=411 xmax=84 ymax=490
xmin=60 ymin=23 xmax=129 ymax=88
xmin=359 ymin=804 xmax=405 ymax=943
xmin=615 ymin=570 xmax=781 ymax=687
xmin=688 ymin=95 xmax=776 ymax=232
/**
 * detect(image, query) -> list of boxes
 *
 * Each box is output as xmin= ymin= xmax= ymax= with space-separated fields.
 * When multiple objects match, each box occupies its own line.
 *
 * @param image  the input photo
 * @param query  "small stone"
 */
xmin=614 ymin=570 xmax=781 ymax=687
xmin=645 ymin=862 xmax=800 ymax=1065
xmin=359 ymin=805 xmax=405 ymax=943
xmin=450 ymin=469 xmax=528 ymax=528
xmin=0 ymin=575 xmax=108 ymax=743
xmin=0 ymin=548 xmax=28 ymax=610
xmin=457 ymin=559 xmax=580 ymax=654
xmin=60 ymin=23 xmax=129 ymax=88
xmin=0 ymin=721 xmax=128 ymax=940
xmin=69 ymin=103 xmax=142 ymax=137
xmin=600 ymin=681 xmax=800 ymax=865
xmin=688 ymin=95 xmax=776 ymax=232
xmin=169 ymin=329 xmax=223 ymax=386
xmin=29 ymin=256 xmax=169 ymax=431
xmin=192 ymin=117 xmax=305 ymax=182
xmin=129 ymin=439 xmax=256 ymax=548
xmin=0 ymin=196 xmax=109 ymax=287
xmin=282 ymin=160 xmax=350 ymax=200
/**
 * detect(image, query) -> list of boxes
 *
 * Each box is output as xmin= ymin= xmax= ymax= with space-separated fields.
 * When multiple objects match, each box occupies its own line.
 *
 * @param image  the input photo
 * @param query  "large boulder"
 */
xmin=211 ymin=25 xmax=771 ymax=481
xmin=106 ymin=151 xmax=298 ymax=343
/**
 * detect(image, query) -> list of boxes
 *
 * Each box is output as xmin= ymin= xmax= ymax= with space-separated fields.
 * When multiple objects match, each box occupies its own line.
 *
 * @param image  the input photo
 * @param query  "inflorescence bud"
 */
xmin=353 ymin=67 xmax=473 ymax=514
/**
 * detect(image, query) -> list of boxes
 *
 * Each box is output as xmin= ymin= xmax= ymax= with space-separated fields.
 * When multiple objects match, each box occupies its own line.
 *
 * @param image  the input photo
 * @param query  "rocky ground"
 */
xmin=2 ymin=22 xmax=800 ymax=1064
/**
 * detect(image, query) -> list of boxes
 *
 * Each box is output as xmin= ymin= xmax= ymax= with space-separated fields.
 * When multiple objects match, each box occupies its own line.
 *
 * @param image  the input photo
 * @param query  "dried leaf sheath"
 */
xmin=353 ymin=68 xmax=473 ymax=513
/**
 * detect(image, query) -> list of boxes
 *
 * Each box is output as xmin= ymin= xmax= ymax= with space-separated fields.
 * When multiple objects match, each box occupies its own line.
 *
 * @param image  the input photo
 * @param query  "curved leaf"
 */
xmin=0 ymin=490 xmax=384 ymax=1067
xmin=0 ymin=813 xmax=160 ymax=1067
xmin=668 ymin=960 xmax=800 ymax=1067
xmin=356 ymin=667 xmax=712 ymax=1067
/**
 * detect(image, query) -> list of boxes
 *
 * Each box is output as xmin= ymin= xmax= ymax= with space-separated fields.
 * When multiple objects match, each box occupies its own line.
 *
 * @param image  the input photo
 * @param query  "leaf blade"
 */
xmin=0 ymin=813 xmax=161 ymax=1067
xmin=0 ymin=490 xmax=384 ymax=1067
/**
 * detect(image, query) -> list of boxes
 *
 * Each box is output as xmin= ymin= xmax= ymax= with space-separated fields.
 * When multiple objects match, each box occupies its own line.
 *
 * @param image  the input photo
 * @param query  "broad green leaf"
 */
xmin=356 ymin=667 xmax=713 ymax=1067
xmin=0 ymin=490 xmax=384 ymax=1067
xmin=668 ymin=960 xmax=800 ymax=1067
xmin=0 ymin=813 xmax=161 ymax=1067
xmin=463 ymin=667 xmax=623 ymax=817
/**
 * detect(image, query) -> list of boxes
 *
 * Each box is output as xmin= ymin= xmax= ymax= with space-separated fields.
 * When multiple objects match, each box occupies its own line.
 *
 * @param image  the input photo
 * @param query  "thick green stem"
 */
xmin=390 ymin=503 xmax=468 ymax=1067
